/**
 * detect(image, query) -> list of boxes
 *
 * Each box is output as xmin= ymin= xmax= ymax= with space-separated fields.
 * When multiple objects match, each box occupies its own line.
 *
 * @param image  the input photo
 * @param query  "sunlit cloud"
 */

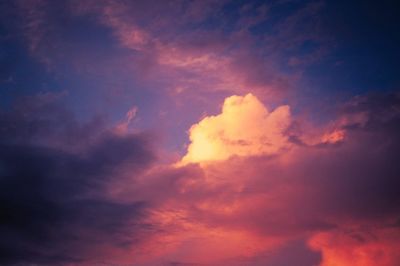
xmin=309 ymin=227 xmax=400 ymax=266
xmin=182 ymin=93 xmax=291 ymax=163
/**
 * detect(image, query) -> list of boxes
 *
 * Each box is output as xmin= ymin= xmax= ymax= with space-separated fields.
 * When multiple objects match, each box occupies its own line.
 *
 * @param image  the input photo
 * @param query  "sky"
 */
xmin=0 ymin=0 xmax=400 ymax=265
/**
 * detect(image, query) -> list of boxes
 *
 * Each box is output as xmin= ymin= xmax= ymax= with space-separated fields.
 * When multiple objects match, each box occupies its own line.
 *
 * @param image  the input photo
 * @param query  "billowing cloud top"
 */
xmin=182 ymin=93 xmax=291 ymax=163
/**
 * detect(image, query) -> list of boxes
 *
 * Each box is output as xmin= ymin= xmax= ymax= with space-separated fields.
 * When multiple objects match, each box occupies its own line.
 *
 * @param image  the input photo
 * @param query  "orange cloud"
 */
xmin=309 ymin=227 xmax=400 ymax=266
xmin=321 ymin=129 xmax=345 ymax=144
xmin=181 ymin=93 xmax=291 ymax=164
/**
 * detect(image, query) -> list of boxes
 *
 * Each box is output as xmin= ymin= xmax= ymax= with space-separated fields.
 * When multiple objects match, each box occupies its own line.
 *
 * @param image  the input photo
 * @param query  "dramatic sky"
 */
xmin=1 ymin=0 xmax=400 ymax=265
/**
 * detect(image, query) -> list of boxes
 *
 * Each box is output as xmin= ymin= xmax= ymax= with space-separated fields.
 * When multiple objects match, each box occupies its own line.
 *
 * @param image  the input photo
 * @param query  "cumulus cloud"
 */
xmin=145 ymin=92 xmax=400 ymax=265
xmin=182 ymin=93 xmax=292 ymax=163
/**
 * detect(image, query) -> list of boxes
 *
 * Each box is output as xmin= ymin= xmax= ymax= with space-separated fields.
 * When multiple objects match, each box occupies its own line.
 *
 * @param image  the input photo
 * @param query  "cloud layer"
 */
xmin=1 ymin=0 xmax=400 ymax=265
xmin=1 ymin=92 xmax=400 ymax=265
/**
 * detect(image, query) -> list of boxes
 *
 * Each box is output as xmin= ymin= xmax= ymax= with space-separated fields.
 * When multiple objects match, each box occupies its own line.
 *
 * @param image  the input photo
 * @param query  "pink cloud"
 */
xmin=102 ymin=93 xmax=400 ymax=265
xmin=6 ymin=1 xmax=400 ymax=264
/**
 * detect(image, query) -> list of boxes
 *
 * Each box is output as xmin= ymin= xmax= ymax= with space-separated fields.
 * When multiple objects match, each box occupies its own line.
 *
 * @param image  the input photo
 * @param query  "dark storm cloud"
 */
xmin=0 ymin=95 xmax=156 ymax=265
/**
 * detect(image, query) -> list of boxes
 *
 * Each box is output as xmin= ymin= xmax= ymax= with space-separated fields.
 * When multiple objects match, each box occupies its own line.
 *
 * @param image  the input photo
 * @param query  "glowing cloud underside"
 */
xmin=182 ymin=93 xmax=291 ymax=163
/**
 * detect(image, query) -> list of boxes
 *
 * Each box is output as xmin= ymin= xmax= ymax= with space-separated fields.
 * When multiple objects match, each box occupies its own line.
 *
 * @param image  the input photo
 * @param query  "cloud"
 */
xmin=181 ymin=93 xmax=291 ymax=163
xmin=2 ymin=91 xmax=400 ymax=266
xmin=115 ymin=106 xmax=138 ymax=134
xmin=309 ymin=227 xmax=400 ymax=266
xmin=0 ymin=95 xmax=156 ymax=265
xmin=2 ymin=1 xmax=400 ymax=265
xmin=141 ymin=92 xmax=400 ymax=265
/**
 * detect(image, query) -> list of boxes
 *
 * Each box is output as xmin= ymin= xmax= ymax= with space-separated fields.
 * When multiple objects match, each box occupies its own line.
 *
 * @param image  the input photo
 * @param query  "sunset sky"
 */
xmin=1 ymin=0 xmax=400 ymax=265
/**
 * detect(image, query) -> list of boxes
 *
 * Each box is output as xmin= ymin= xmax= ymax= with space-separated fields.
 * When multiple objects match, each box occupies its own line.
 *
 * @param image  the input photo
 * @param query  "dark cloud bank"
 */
xmin=0 ymin=95 xmax=156 ymax=265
